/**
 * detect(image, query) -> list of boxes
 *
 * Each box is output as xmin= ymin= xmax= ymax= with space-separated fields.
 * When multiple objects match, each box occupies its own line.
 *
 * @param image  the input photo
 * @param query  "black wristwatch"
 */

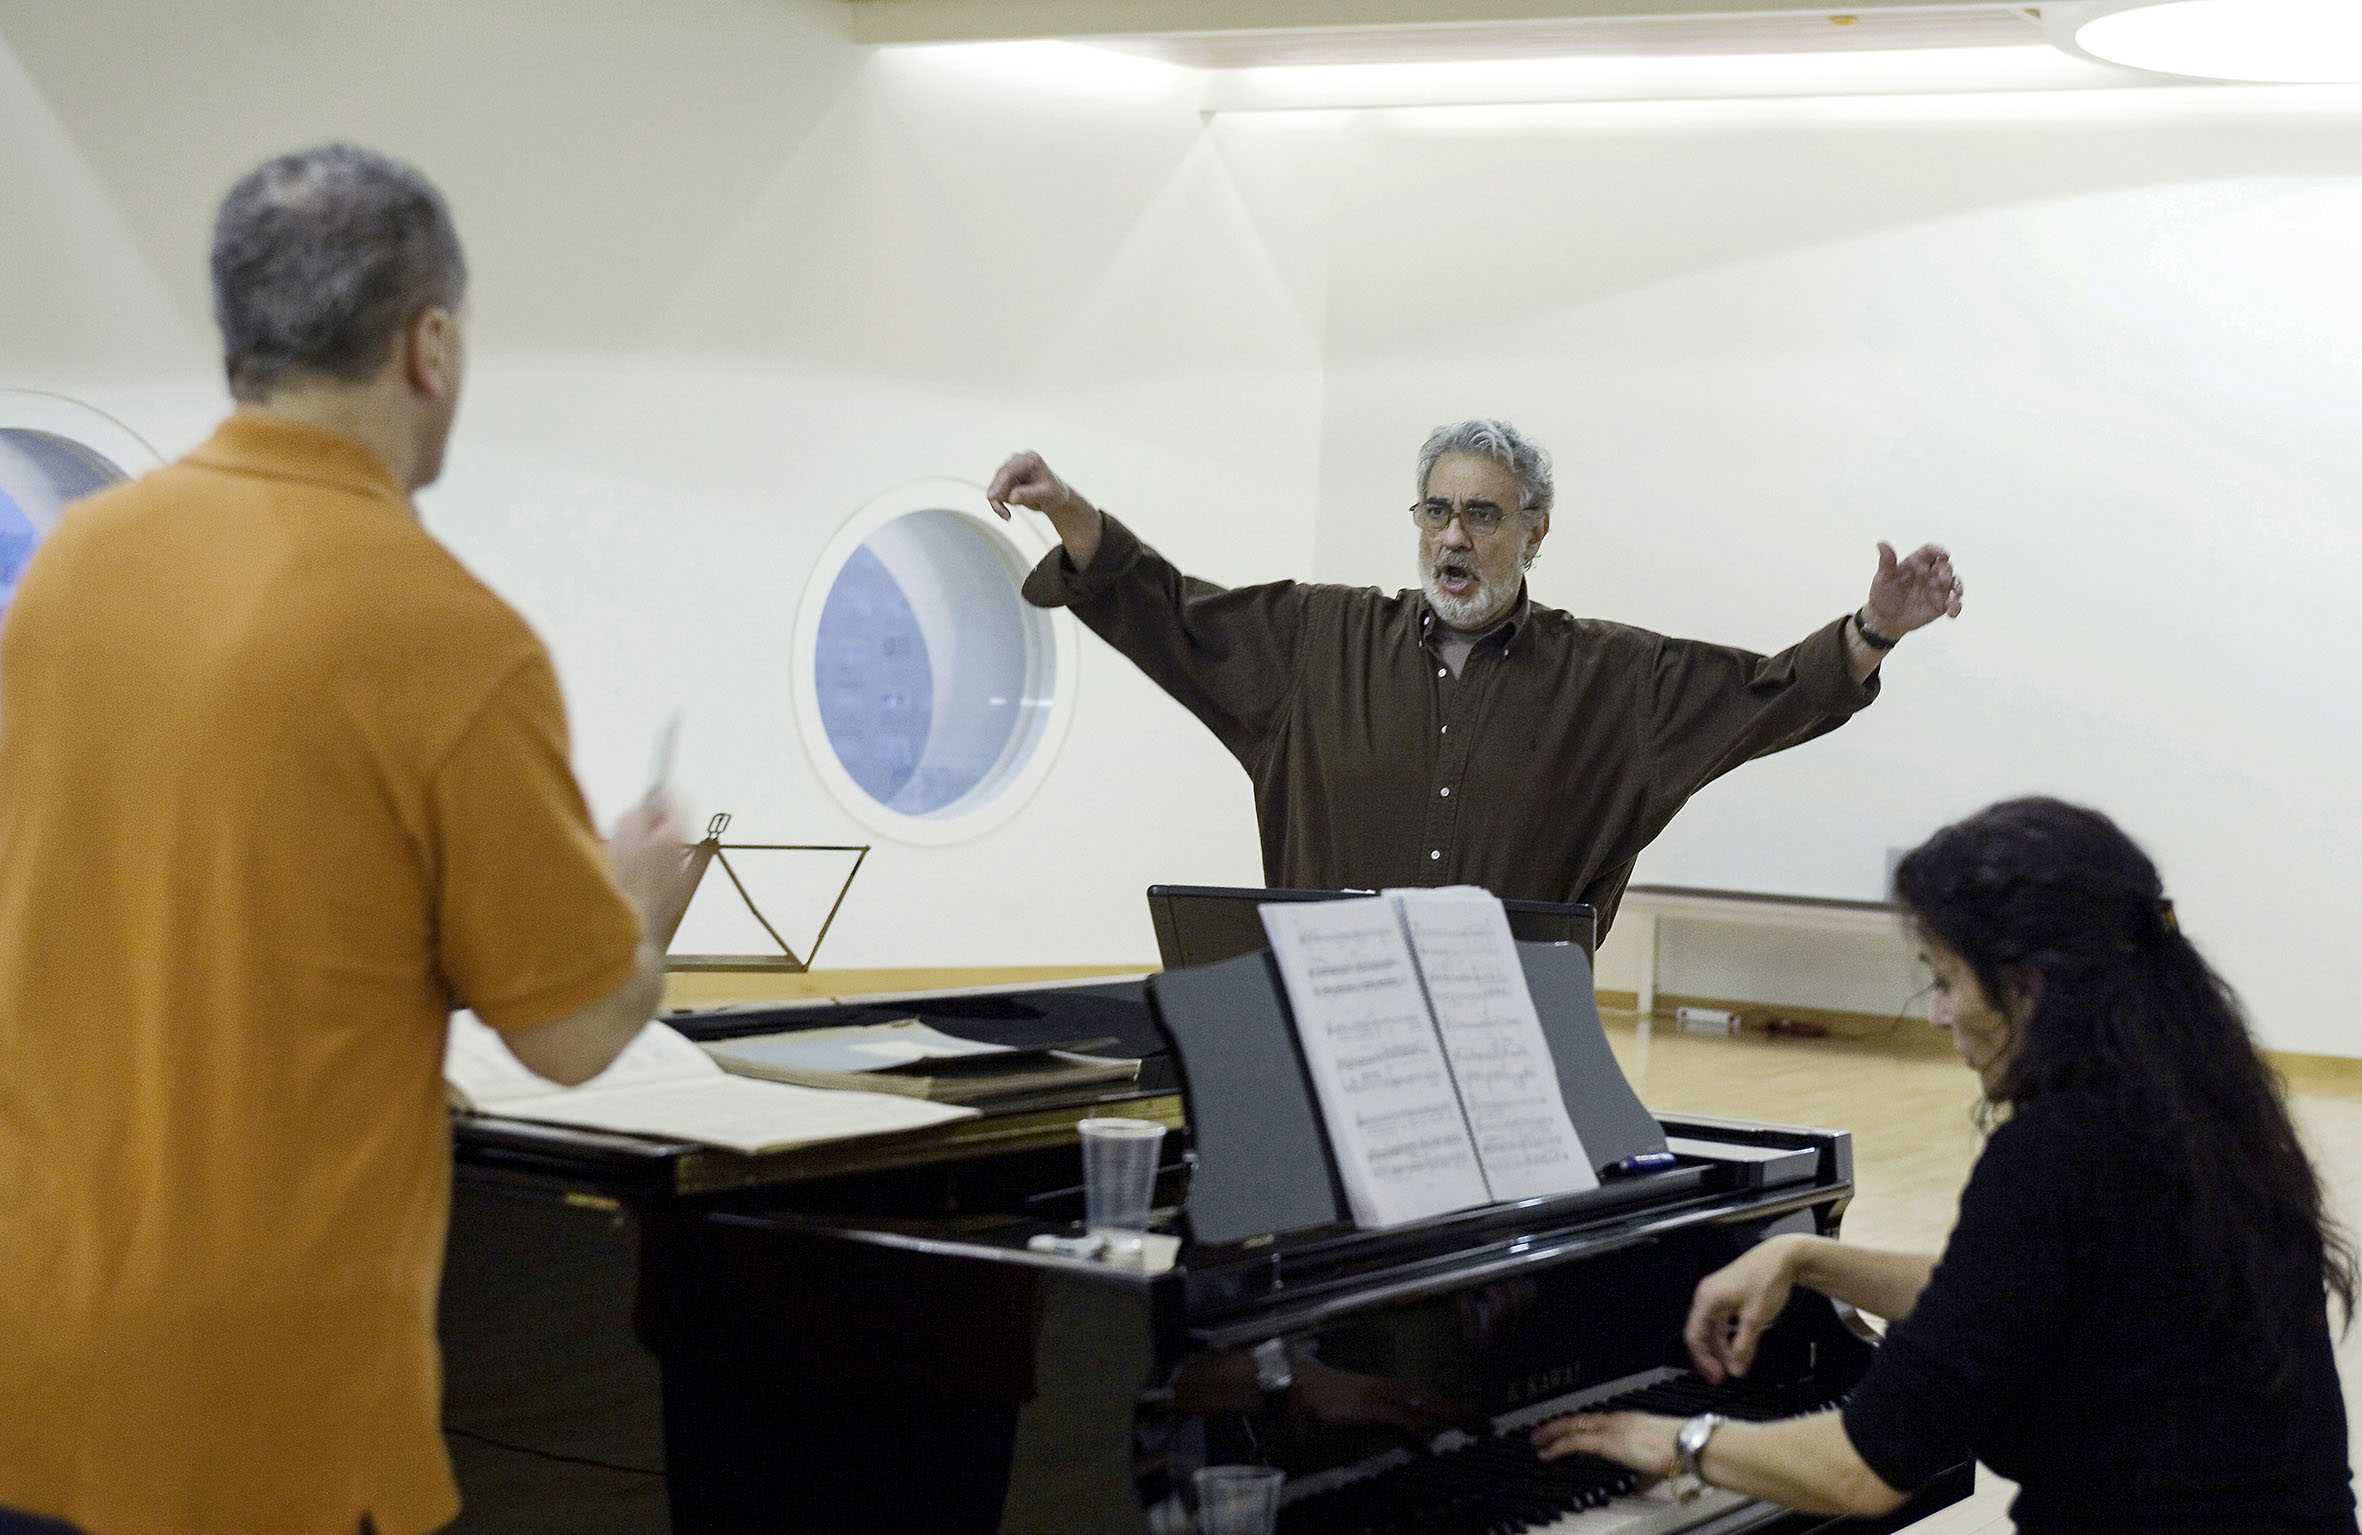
xmin=1853 ymin=610 xmax=1899 ymax=651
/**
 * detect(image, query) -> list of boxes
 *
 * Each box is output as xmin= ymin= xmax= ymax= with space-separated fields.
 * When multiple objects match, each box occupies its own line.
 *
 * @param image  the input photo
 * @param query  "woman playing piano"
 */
xmin=1536 ymin=797 xmax=2358 ymax=1531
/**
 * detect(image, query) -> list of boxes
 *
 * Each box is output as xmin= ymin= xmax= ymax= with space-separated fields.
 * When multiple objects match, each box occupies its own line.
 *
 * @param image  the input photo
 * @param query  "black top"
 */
xmin=1843 ymin=1091 xmax=2358 ymax=1533
xmin=1022 ymin=514 xmax=1877 ymax=936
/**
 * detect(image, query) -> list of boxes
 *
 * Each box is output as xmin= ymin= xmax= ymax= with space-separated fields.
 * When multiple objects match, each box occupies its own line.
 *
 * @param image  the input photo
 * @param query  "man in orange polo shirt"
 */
xmin=0 ymin=145 xmax=695 ymax=1535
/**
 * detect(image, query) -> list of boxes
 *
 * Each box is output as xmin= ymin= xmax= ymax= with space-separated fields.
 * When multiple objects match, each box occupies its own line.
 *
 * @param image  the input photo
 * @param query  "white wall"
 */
xmin=3 ymin=6 xmax=2358 ymax=1053
xmin=0 ymin=5 xmax=1309 ymax=970
xmin=1254 ymin=87 xmax=2362 ymax=1056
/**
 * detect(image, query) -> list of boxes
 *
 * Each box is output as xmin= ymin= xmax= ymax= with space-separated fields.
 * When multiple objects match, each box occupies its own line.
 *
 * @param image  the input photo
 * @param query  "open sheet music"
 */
xmin=444 ymin=1012 xmax=976 ymax=1155
xmin=1261 ymin=889 xmax=1597 ymax=1229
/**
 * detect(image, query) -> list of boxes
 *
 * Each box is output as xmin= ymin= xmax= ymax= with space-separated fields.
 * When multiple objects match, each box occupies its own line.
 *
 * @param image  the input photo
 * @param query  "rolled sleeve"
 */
xmin=429 ymin=653 xmax=644 ymax=1034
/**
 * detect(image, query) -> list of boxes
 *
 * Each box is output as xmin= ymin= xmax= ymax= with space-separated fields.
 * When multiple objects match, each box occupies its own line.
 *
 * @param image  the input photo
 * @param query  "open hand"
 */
xmin=1862 ymin=542 xmax=1963 ymax=639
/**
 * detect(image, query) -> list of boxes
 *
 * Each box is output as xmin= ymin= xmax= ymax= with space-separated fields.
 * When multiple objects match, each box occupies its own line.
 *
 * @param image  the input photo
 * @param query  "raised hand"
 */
xmin=609 ymin=795 xmax=699 ymax=939
xmin=986 ymin=449 xmax=1103 ymax=567
xmin=1862 ymin=542 xmax=1963 ymax=639
xmin=1683 ymin=1236 xmax=1800 ymax=1384
xmin=987 ymin=450 xmax=1078 ymax=520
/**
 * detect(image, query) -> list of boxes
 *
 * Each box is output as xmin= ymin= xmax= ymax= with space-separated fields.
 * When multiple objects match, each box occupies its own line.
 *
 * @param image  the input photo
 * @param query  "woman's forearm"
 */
xmin=1784 ymin=1234 xmax=1939 ymax=1322
xmin=1700 ymin=1411 xmax=1907 ymax=1517
xmin=1533 ymin=1406 xmax=1905 ymax=1518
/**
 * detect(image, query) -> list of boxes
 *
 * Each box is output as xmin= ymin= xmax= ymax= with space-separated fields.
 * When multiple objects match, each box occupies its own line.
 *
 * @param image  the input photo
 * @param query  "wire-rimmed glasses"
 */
xmin=1410 ymin=498 xmax=1516 ymax=537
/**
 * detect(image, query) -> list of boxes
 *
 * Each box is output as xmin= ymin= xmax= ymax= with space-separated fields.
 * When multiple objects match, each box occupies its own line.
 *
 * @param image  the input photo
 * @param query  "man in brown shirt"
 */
xmin=0 ymin=146 xmax=695 ymax=1535
xmin=989 ymin=421 xmax=1962 ymax=934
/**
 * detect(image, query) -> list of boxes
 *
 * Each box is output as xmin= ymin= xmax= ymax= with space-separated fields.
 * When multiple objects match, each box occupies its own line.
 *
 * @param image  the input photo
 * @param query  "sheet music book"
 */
xmin=443 ymin=1012 xmax=976 ymax=1154
xmin=1260 ymin=888 xmax=1598 ymax=1229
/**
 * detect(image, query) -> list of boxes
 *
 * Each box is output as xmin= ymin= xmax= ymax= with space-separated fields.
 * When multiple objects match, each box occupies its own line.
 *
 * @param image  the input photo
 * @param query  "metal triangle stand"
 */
xmin=660 ymin=813 xmax=871 ymax=973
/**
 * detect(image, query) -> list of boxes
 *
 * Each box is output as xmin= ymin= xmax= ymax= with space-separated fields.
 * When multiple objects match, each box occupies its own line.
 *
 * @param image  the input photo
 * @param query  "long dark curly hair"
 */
xmin=1893 ymin=797 xmax=2355 ymax=1386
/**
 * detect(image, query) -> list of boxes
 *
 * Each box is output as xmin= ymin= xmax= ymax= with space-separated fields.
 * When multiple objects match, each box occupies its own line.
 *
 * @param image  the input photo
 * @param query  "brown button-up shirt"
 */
xmin=1023 ymin=514 xmax=1879 ymax=936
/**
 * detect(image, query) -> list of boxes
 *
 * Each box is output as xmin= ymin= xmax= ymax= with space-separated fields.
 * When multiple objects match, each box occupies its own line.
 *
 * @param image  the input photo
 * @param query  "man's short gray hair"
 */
xmin=210 ymin=144 xmax=467 ymax=403
xmin=1415 ymin=419 xmax=1554 ymax=521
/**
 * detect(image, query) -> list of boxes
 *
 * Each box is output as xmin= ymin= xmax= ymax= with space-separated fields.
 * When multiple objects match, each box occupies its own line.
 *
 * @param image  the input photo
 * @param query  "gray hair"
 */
xmin=210 ymin=144 xmax=467 ymax=402
xmin=1415 ymin=419 xmax=1554 ymax=521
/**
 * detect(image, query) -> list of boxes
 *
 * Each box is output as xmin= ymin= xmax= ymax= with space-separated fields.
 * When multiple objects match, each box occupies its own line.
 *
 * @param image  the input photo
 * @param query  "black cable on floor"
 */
xmin=443 ymin=1423 xmax=665 ymax=1478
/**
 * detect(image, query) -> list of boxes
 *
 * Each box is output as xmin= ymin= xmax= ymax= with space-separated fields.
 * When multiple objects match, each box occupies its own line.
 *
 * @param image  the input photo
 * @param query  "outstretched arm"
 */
xmin=987 ymin=448 xmax=1311 ymax=765
xmin=1844 ymin=541 xmax=1964 ymax=682
xmin=989 ymin=450 xmax=1104 ymax=570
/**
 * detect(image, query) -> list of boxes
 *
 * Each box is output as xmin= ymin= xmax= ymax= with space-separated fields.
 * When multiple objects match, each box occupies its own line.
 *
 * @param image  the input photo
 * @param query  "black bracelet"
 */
xmin=1853 ymin=610 xmax=1899 ymax=651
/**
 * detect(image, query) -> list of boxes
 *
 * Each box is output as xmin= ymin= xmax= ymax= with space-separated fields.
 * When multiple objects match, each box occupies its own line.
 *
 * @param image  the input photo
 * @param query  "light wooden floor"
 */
xmin=1601 ymin=1008 xmax=2362 ymax=1534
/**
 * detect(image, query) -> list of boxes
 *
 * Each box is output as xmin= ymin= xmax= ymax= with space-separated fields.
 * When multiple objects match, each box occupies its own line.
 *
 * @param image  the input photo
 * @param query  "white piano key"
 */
xmin=1520 ymin=1483 xmax=1757 ymax=1534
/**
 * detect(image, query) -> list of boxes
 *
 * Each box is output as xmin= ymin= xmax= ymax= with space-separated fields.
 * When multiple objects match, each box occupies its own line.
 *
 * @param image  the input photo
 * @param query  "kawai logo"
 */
xmin=1507 ymin=1362 xmax=1583 ymax=1406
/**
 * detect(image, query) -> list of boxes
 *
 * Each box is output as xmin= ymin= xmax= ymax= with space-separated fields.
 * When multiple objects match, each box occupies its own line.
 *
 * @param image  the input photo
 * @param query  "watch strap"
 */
xmin=1669 ymin=1411 xmax=1727 ymax=1503
xmin=1853 ymin=610 xmax=1900 ymax=650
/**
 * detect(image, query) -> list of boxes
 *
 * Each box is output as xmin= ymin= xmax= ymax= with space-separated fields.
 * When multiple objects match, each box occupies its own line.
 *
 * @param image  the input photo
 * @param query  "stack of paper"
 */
xmin=702 ymin=1018 xmax=1140 ymax=1103
xmin=444 ymin=1012 xmax=977 ymax=1154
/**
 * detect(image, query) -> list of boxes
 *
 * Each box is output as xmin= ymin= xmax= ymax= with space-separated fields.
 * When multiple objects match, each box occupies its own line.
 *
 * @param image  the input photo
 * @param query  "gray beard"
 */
xmin=1422 ymin=566 xmax=1516 ymax=629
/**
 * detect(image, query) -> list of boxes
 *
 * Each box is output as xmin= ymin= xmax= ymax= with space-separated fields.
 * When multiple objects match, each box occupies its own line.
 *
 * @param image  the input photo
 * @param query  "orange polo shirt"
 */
xmin=0 ymin=415 xmax=643 ymax=1535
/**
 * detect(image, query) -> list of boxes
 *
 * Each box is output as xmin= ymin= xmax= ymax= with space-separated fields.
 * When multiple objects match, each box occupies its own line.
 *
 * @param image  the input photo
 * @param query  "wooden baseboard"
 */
xmin=1594 ymin=990 xmax=2362 ymax=1077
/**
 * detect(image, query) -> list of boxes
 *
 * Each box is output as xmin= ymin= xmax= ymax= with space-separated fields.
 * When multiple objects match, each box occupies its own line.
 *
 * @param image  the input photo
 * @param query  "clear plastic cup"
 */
xmin=1077 ymin=1116 xmax=1165 ymax=1244
xmin=1193 ymin=1464 xmax=1285 ymax=1535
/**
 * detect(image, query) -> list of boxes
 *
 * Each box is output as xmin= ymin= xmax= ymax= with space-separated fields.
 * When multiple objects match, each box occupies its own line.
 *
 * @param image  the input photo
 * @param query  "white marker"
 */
xmin=646 ymin=713 xmax=680 ymax=805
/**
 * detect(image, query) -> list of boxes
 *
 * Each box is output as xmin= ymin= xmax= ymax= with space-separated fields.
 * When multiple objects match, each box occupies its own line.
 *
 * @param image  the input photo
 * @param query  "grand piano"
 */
xmin=441 ymin=900 xmax=1971 ymax=1535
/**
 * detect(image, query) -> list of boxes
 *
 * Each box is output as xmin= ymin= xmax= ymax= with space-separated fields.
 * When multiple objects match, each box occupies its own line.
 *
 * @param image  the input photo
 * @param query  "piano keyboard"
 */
xmin=1274 ymin=1366 xmax=1842 ymax=1535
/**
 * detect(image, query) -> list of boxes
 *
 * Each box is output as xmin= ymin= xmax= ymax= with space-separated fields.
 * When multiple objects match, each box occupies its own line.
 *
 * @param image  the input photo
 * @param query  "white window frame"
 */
xmin=792 ymin=478 xmax=1080 ymax=846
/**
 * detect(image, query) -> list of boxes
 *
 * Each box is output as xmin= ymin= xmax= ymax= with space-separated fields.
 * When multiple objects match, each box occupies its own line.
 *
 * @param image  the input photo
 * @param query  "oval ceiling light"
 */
xmin=2045 ymin=0 xmax=2362 ymax=82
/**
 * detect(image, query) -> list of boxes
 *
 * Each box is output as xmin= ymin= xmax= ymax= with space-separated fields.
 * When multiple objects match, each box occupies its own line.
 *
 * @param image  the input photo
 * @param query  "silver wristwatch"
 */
xmin=1251 ymin=1337 xmax=1295 ymax=1413
xmin=1668 ymin=1412 xmax=1727 ymax=1503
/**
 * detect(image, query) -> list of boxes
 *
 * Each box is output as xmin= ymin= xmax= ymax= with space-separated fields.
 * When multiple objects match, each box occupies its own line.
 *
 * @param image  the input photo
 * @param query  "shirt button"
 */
xmin=1429 ymin=850 xmax=1442 ymax=860
xmin=1440 ymin=724 xmax=1449 ymax=734
xmin=1436 ymin=667 xmax=1447 ymax=678
xmin=1439 ymin=787 xmax=1451 ymax=797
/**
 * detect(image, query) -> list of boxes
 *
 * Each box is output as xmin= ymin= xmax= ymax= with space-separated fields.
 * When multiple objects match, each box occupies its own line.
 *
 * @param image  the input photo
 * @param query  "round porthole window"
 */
xmin=794 ymin=479 xmax=1078 ymax=844
xmin=0 ymin=392 xmax=161 ymax=622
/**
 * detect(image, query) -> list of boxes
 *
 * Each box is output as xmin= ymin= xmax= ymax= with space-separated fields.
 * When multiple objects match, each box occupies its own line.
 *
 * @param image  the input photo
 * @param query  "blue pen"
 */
xmin=1616 ymin=1151 xmax=1679 ymax=1173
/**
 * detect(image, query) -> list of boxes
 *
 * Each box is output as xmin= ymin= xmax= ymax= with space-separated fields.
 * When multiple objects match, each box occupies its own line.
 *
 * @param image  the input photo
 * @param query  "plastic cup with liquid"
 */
xmin=1193 ymin=1465 xmax=1285 ymax=1535
xmin=1077 ymin=1116 xmax=1164 ymax=1253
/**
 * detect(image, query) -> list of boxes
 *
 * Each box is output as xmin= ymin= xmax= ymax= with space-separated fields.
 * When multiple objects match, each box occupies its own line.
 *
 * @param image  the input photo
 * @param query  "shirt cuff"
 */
xmin=1800 ymin=613 xmax=1881 ymax=715
xmin=1020 ymin=510 xmax=1142 ymax=609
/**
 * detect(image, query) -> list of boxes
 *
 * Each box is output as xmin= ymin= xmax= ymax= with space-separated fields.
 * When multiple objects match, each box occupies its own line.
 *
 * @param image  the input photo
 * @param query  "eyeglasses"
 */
xmin=1411 ymin=499 xmax=1519 ymax=537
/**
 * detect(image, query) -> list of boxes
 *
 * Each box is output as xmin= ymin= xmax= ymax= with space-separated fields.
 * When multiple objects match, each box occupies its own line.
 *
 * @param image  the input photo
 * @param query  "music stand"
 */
xmin=659 ymin=813 xmax=870 ymax=973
